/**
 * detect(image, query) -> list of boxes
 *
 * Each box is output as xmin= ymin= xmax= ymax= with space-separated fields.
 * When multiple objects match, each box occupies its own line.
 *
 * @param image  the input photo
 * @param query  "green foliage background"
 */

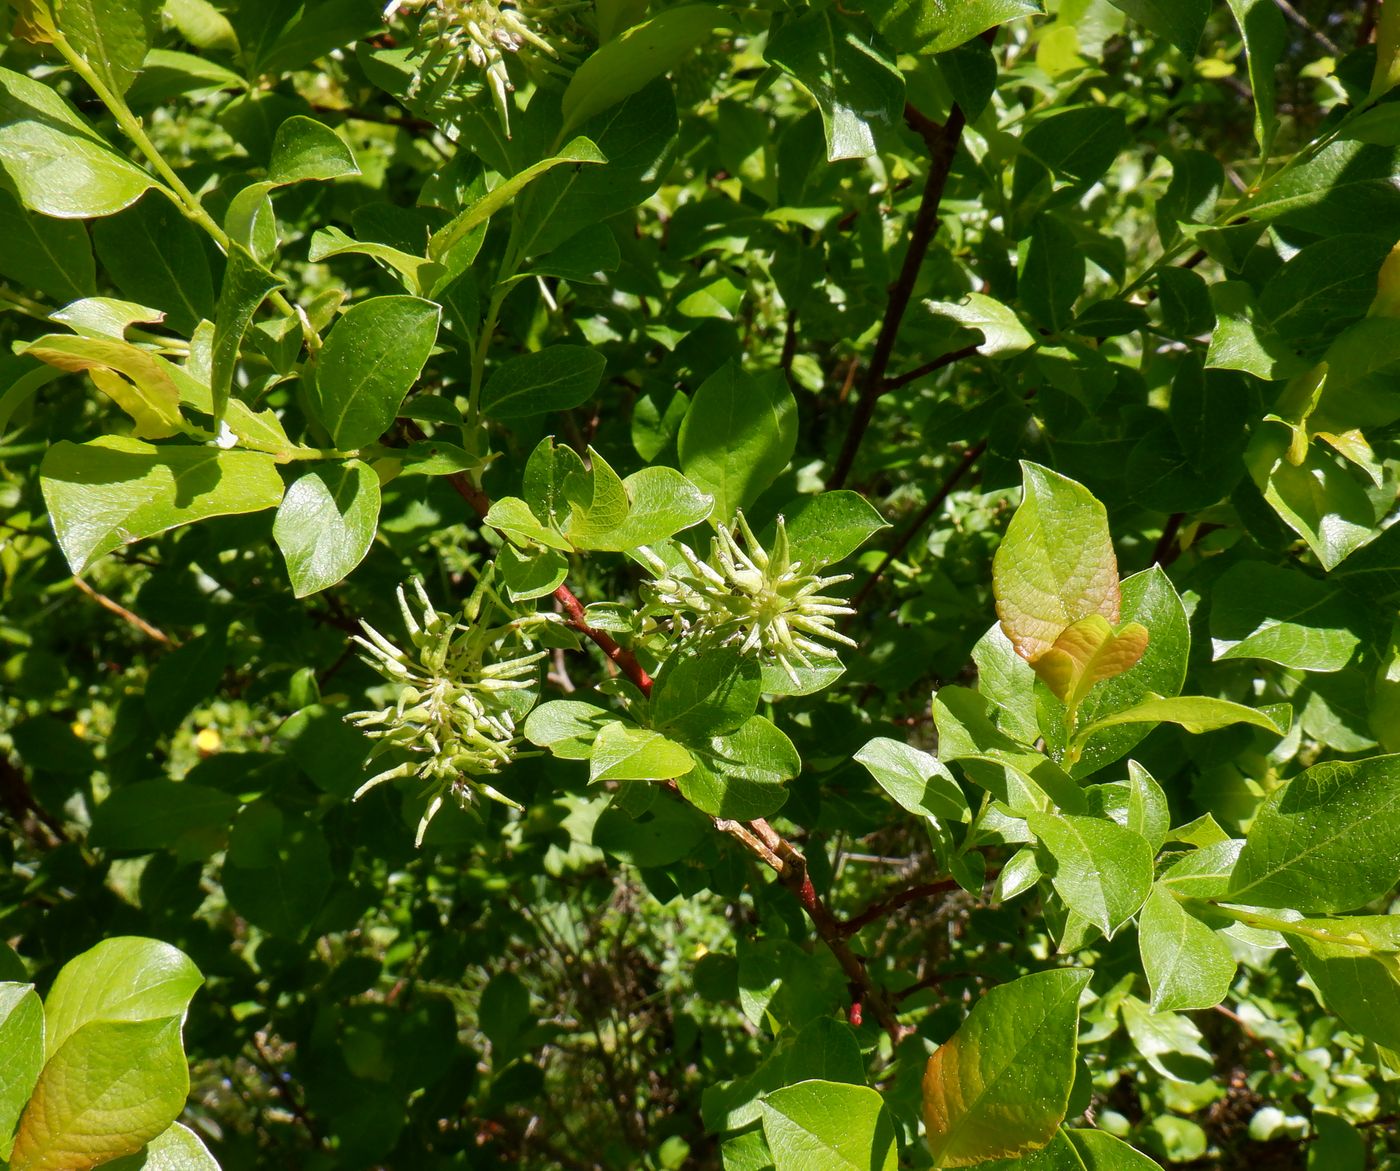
xmin=1 ymin=0 xmax=1399 ymax=1168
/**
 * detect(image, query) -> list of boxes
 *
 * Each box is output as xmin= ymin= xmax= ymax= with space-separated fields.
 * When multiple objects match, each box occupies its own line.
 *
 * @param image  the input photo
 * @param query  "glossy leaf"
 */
xmin=1210 ymin=562 xmax=1361 ymax=672
xmin=92 ymin=195 xmax=215 ymax=335
xmin=40 ymin=437 xmax=284 ymax=572
xmin=43 ymin=937 xmax=203 ymax=1060
xmin=1230 ymin=755 xmax=1400 ymax=912
xmin=0 ymin=66 xmax=160 ymax=218
xmin=101 ymin=1123 xmax=222 ymax=1171
xmin=1028 ymin=812 xmax=1153 ymax=935
xmin=0 ymin=188 xmax=96 ymax=302
xmin=210 ymin=243 xmax=283 ymax=424
xmin=759 ymin=1080 xmax=896 ymax=1171
xmin=863 ymin=0 xmax=1041 ymax=54
xmin=273 ymin=461 xmax=381 ymax=597
xmin=1138 ymin=885 xmax=1236 ymax=1012
xmin=925 ymin=293 xmax=1035 ymax=357
xmin=480 ymin=345 xmax=606 ymax=420
xmin=267 ymin=115 xmax=359 ymax=183
xmin=55 ymin=0 xmax=156 ymax=97
xmin=678 ymin=361 xmax=797 ymax=522
xmin=766 ymin=9 xmax=904 ymax=161
xmin=1107 ymin=0 xmax=1207 ymax=55
xmin=590 ymin=722 xmax=693 ymax=783
xmin=312 ymin=295 xmax=441 ymax=449
xmin=923 ymin=968 xmax=1091 ymax=1166
xmin=1074 ymin=694 xmax=1287 ymax=744
xmin=1287 ymin=916 xmax=1400 ymax=1051
xmin=651 ymin=645 xmax=761 ymax=739
xmin=770 ymin=491 xmax=888 ymax=569
xmin=11 ymin=1017 xmax=189 ymax=1171
xmin=676 ymin=715 xmax=799 ymax=820
xmin=855 ymin=737 xmax=970 ymax=825
xmin=994 ymin=462 xmax=1121 ymax=661
xmin=0 ymin=984 xmax=43 ymax=1161
xmin=561 ymin=6 xmax=724 ymax=136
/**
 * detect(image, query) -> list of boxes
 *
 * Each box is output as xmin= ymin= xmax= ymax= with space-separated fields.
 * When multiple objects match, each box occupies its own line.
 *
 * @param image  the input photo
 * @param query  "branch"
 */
xmin=826 ymin=102 xmax=970 ymax=490
xmin=847 ymin=441 xmax=985 ymax=612
xmin=437 ymin=456 xmax=905 ymax=1039
xmin=70 ymin=576 xmax=175 ymax=646
xmin=837 ymin=878 xmax=959 ymax=938
xmin=440 ymin=468 xmax=655 ymax=693
xmin=884 ymin=343 xmax=980 ymax=392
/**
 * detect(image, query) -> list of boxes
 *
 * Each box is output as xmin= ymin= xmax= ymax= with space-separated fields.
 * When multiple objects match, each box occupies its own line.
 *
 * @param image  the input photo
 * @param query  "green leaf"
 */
xmin=854 ymin=737 xmax=970 ymax=825
xmin=1106 ymin=0 xmax=1207 ymax=55
xmin=1246 ymin=426 xmax=1377 ymax=572
xmin=1229 ymin=755 xmax=1400 ymax=912
xmin=1074 ymin=694 xmax=1287 ymax=743
xmin=925 ymin=293 xmax=1036 ymax=357
xmin=589 ymin=722 xmax=694 ymax=782
xmin=307 ymin=226 xmax=444 ymax=296
xmin=1246 ymin=142 xmax=1400 ymax=235
xmin=770 ymin=491 xmax=888 ymax=570
xmin=561 ymin=6 xmax=725 ymax=137
xmin=496 ymin=543 xmax=568 ymax=601
xmin=1160 ymin=839 xmax=1244 ymax=898
xmin=861 ymin=0 xmax=1041 ymax=55
xmin=222 ymin=802 xmax=332 ymax=939
xmin=210 ymin=243 xmax=283 ymax=424
xmin=11 ymin=1017 xmax=189 ymax=1171
xmin=1223 ymin=0 xmax=1287 ymax=159
xmin=594 ymin=795 xmax=710 ymax=868
xmin=430 ymin=137 xmax=607 ymax=261
xmin=1156 ymin=151 xmax=1222 ymax=245
xmin=92 ymin=194 xmax=215 ymax=335
xmin=42 ymin=936 xmax=203 ymax=1060
xmin=484 ymin=496 xmax=573 ymax=552
xmin=40 ymin=437 xmax=285 ymax=572
xmin=1286 ymin=916 xmax=1400 ymax=1051
xmin=1028 ymin=812 xmax=1154 ymax=935
xmin=273 ymin=460 xmax=381 ymax=597
xmin=1138 ymin=885 xmax=1237 ymax=1012
xmin=312 ymin=295 xmax=441 ymax=449
xmin=0 ymin=187 xmax=95 ymax=302
xmin=0 ymin=984 xmax=43 ymax=1162
xmin=0 ymin=66 xmax=161 ymax=218
xmin=759 ymin=1081 xmax=896 ymax=1171
xmin=1119 ymin=996 xmax=1213 ymax=1082
xmin=268 ymin=115 xmax=359 ymax=183
xmin=1065 ymin=1130 xmax=1164 ymax=1170
xmin=651 ymin=645 xmax=761 ymax=739
xmin=516 ymin=81 xmax=677 ymax=258
xmin=1209 ymin=562 xmax=1362 ymax=672
xmin=678 ymin=361 xmax=797 ymax=522
xmin=1013 ymin=107 xmax=1128 ymax=206
xmin=567 ymin=460 xmax=713 ymax=552
xmin=923 ymin=968 xmax=1091 ymax=1167
xmin=1261 ymin=234 xmax=1393 ymax=353
xmin=100 ymin=1122 xmax=222 ymax=1171
xmin=54 ymin=0 xmax=157 ymax=97
xmin=480 ymin=345 xmax=607 ymax=420
xmin=524 ymin=699 xmax=618 ymax=760
xmin=88 ymin=780 xmax=240 ymax=861
xmin=993 ymin=462 xmax=1122 ymax=662
xmin=1021 ymin=214 xmax=1084 ymax=333
xmin=766 ymin=9 xmax=905 ymax=162
xmin=676 ymin=715 xmax=799 ymax=820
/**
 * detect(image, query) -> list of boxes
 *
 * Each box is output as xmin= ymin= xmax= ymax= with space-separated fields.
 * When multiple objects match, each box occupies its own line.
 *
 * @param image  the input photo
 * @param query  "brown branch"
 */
xmin=847 ymin=441 xmax=986 ymax=613
xmin=1150 ymin=512 xmax=1185 ymax=568
xmin=838 ymin=879 xmax=960 ymax=938
xmin=70 ymin=575 xmax=175 ymax=645
xmin=884 ymin=343 xmax=980 ymax=392
xmin=0 ymin=756 xmax=68 ymax=846
xmin=826 ymin=101 xmax=970 ymax=490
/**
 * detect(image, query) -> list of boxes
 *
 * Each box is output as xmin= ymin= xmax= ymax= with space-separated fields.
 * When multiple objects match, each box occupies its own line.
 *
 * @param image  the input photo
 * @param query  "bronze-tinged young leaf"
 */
xmin=994 ymin=462 xmax=1122 ymax=662
xmin=1031 ymin=615 xmax=1149 ymax=712
xmin=923 ymin=968 xmax=1091 ymax=1167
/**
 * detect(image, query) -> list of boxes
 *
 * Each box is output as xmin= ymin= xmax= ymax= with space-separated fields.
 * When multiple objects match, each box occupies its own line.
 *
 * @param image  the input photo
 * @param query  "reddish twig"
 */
xmin=826 ymin=102 xmax=970 ymax=490
xmin=838 ymin=879 xmax=960 ymax=938
xmin=884 ymin=343 xmax=980 ymax=392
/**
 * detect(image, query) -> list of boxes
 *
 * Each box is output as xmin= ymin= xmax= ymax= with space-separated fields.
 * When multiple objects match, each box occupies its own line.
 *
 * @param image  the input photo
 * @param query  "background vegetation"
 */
xmin=1 ymin=0 xmax=1398 ymax=1168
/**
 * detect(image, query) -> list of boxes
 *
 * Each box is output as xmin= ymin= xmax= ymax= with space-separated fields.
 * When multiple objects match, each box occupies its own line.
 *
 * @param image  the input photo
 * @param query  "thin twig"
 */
xmin=884 ymin=343 xmax=980 ymax=392
xmin=826 ymin=101 xmax=970 ymax=490
xmin=847 ymin=441 xmax=986 ymax=613
xmin=71 ymin=576 xmax=175 ymax=646
xmin=1273 ymin=0 xmax=1339 ymax=55
xmin=838 ymin=879 xmax=959 ymax=938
